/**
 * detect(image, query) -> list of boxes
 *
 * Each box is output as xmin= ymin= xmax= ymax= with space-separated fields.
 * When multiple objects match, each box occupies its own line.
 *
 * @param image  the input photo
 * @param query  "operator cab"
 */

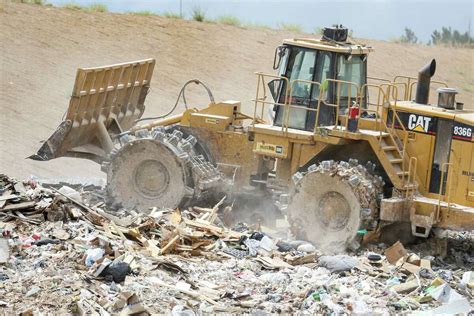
xmin=269 ymin=26 xmax=373 ymax=131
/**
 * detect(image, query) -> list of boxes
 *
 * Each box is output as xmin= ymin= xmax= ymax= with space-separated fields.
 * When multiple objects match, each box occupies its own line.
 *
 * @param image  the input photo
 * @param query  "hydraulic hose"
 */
xmin=135 ymin=79 xmax=215 ymax=123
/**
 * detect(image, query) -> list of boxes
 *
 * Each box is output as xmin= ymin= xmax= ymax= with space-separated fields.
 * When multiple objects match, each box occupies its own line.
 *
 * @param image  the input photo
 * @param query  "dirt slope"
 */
xmin=1 ymin=1 xmax=473 ymax=179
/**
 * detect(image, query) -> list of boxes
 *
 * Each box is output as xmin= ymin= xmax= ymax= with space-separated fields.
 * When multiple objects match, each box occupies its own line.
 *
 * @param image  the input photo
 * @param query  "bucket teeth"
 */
xmin=349 ymin=158 xmax=359 ymax=166
xmin=179 ymin=141 xmax=192 ymax=153
xmin=178 ymin=152 xmax=190 ymax=162
xmin=135 ymin=129 xmax=150 ymax=139
xmin=167 ymin=135 xmax=179 ymax=146
xmin=320 ymin=160 xmax=335 ymax=172
xmin=292 ymin=172 xmax=303 ymax=184
xmin=109 ymin=148 xmax=119 ymax=159
xmin=307 ymin=164 xmax=318 ymax=173
xmin=339 ymin=161 xmax=350 ymax=169
xmin=153 ymin=126 xmax=165 ymax=134
xmin=152 ymin=130 xmax=165 ymax=141
xmin=185 ymin=135 xmax=197 ymax=146
xmin=119 ymin=134 xmax=132 ymax=145
xmin=172 ymin=130 xmax=183 ymax=141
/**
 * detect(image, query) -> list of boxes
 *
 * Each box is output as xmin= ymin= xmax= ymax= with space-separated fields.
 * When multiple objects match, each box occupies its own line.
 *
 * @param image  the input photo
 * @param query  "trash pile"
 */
xmin=0 ymin=174 xmax=473 ymax=314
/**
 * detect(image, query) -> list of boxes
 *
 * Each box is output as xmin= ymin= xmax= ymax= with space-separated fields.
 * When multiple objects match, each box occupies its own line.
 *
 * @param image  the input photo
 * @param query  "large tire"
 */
xmin=101 ymin=127 xmax=221 ymax=212
xmin=288 ymin=160 xmax=383 ymax=253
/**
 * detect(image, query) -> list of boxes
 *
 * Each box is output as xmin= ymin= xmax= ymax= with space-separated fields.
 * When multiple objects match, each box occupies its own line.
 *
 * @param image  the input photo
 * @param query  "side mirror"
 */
xmin=273 ymin=45 xmax=287 ymax=70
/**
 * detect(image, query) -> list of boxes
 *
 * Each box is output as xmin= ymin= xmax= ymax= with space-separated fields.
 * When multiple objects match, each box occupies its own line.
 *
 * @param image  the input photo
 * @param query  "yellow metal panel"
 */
xmin=404 ymin=131 xmax=436 ymax=193
xmin=189 ymin=113 xmax=231 ymax=131
xmin=253 ymin=133 xmax=291 ymax=159
xmin=450 ymin=139 xmax=474 ymax=204
xmin=297 ymin=142 xmax=328 ymax=171
xmin=454 ymin=112 xmax=474 ymax=125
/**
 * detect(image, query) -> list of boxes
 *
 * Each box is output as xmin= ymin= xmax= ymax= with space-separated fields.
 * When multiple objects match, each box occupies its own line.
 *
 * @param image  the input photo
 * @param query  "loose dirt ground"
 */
xmin=1 ymin=1 xmax=473 ymax=179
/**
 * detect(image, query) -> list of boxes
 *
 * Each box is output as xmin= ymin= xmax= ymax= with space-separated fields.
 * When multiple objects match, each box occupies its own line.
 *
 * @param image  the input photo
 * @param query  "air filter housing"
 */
xmin=437 ymin=87 xmax=457 ymax=109
xmin=323 ymin=26 xmax=348 ymax=42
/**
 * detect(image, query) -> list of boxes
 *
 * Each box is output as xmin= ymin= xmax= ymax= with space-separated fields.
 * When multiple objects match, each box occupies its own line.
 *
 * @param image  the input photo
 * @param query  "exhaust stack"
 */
xmin=415 ymin=59 xmax=436 ymax=105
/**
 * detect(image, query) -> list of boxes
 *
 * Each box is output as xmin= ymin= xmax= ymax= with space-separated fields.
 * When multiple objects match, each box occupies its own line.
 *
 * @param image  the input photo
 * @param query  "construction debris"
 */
xmin=0 ymin=174 xmax=473 ymax=314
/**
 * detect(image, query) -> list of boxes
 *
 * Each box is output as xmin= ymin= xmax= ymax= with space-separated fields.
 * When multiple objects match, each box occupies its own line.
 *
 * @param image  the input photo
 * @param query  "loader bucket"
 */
xmin=30 ymin=58 xmax=155 ymax=163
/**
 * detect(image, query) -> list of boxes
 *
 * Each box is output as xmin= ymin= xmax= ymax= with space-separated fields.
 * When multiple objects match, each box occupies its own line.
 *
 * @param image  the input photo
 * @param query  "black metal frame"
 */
xmin=272 ymin=45 xmax=367 ymax=131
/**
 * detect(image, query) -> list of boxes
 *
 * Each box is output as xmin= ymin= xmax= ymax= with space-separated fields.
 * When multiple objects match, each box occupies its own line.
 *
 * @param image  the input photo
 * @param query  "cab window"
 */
xmin=336 ymin=55 xmax=366 ymax=107
xmin=275 ymin=47 xmax=317 ymax=129
xmin=312 ymin=51 xmax=332 ymax=100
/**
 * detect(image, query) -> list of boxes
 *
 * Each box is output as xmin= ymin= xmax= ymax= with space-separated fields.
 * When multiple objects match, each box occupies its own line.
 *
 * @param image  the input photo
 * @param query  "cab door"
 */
xmin=274 ymin=47 xmax=317 ymax=130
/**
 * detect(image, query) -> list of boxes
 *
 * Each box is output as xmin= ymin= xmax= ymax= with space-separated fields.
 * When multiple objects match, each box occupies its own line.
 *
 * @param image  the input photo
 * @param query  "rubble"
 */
xmin=0 ymin=174 xmax=473 ymax=314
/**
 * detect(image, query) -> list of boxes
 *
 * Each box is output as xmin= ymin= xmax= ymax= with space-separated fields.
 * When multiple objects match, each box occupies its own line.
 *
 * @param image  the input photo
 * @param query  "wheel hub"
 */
xmin=318 ymin=191 xmax=351 ymax=231
xmin=133 ymin=159 xmax=170 ymax=198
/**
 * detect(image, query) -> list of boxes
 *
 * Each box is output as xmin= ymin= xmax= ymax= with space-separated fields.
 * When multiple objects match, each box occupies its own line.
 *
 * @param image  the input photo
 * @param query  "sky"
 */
xmin=49 ymin=0 xmax=474 ymax=43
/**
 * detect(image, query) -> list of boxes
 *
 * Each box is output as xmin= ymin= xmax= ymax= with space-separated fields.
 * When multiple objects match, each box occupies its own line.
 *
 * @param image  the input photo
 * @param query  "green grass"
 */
xmin=63 ymin=3 xmax=82 ymax=10
xmin=191 ymin=6 xmax=206 ymax=22
xmin=19 ymin=0 xmax=46 ymax=4
xmin=62 ymin=2 xmax=107 ymax=12
xmin=216 ymin=15 xmax=241 ymax=27
xmin=278 ymin=23 xmax=302 ymax=32
xmin=87 ymin=3 xmax=107 ymax=12
xmin=128 ymin=10 xmax=156 ymax=16
xmin=163 ymin=11 xmax=182 ymax=19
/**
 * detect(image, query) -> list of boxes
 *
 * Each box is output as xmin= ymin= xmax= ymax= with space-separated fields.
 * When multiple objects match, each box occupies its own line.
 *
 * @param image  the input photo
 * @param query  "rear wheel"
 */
xmin=288 ymin=160 xmax=382 ymax=252
xmin=101 ymin=127 xmax=221 ymax=212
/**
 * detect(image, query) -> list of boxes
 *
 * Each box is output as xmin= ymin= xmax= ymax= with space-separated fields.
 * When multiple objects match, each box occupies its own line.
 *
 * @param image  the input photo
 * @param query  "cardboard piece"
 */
xmin=402 ymin=262 xmax=421 ymax=275
xmin=391 ymin=279 xmax=418 ymax=293
xmin=384 ymin=241 xmax=408 ymax=264
xmin=419 ymin=258 xmax=431 ymax=269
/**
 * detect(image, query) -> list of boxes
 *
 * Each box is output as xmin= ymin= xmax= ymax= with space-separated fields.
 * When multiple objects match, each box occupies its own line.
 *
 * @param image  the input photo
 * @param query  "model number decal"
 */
xmin=205 ymin=118 xmax=219 ymax=125
xmin=452 ymin=122 xmax=473 ymax=142
xmin=255 ymin=142 xmax=284 ymax=155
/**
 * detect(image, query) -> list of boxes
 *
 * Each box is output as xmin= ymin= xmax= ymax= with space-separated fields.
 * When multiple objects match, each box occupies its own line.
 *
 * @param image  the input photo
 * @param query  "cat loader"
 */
xmin=32 ymin=26 xmax=474 ymax=250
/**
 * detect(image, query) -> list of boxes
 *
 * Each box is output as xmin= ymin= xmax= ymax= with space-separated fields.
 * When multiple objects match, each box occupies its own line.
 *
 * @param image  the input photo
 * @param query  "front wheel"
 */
xmin=287 ymin=160 xmax=383 ymax=253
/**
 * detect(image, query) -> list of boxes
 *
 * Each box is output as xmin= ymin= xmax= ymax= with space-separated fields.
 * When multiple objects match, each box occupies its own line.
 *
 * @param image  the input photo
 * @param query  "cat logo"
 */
xmin=408 ymin=114 xmax=432 ymax=133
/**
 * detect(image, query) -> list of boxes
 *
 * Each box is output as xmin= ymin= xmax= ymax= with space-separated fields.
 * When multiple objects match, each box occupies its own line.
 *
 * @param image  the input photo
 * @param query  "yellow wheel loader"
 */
xmin=32 ymin=26 xmax=474 ymax=250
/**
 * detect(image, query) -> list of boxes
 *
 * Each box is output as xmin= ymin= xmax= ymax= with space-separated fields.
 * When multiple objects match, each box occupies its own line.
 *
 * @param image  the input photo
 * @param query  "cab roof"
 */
xmin=283 ymin=38 xmax=373 ymax=55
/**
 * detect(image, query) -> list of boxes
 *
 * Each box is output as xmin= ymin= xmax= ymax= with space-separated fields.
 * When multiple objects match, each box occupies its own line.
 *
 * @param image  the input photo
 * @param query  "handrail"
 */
xmin=393 ymin=75 xmax=416 ymax=100
xmin=364 ymin=83 xmax=414 ymax=187
xmin=286 ymin=79 xmax=323 ymax=134
xmin=322 ymin=79 xmax=360 ymax=131
xmin=389 ymin=82 xmax=408 ymax=101
xmin=392 ymin=75 xmax=448 ymax=101
xmin=367 ymin=76 xmax=391 ymax=83
xmin=387 ymin=97 xmax=411 ymax=176
xmin=436 ymin=162 xmax=453 ymax=221
xmin=252 ymin=72 xmax=290 ymax=128
xmin=406 ymin=157 xmax=418 ymax=199
xmin=407 ymin=80 xmax=449 ymax=101
xmin=360 ymin=83 xmax=386 ymax=141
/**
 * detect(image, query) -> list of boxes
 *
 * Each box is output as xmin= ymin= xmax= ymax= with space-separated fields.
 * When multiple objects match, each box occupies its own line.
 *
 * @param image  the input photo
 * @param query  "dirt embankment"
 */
xmin=1 ymin=1 xmax=473 ymax=179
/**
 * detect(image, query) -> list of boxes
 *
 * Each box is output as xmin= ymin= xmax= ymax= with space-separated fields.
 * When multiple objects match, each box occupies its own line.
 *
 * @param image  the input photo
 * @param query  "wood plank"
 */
xmin=160 ymin=235 xmax=180 ymax=255
xmin=183 ymin=219 xmax=224 ymax=235
xmin=1 ymin=201 xmax=36 ymax=211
